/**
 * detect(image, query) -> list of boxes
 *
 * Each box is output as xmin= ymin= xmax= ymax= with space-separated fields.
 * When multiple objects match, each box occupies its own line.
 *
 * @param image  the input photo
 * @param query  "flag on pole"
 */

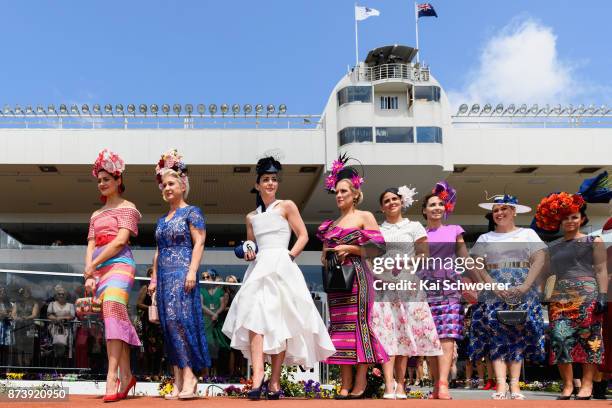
xmin=417 ymin=3 xmax=438 ymax=18
xmin=355 ymin=5 xmax=380 ymax=21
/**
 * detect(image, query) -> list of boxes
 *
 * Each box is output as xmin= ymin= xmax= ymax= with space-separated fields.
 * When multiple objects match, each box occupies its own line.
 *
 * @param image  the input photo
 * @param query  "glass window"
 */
xmin=380 ymin=96 xmax=399 ymax=110
xmin=375 ymin=127 xmax=414 ymax=143
xmin=414 ymin=86 xmax=441 ymax=102
xmin=416 ymin=127 xmax=443 ymax=143
xmin=338 ymin=127 xmax=373 ymax=145
xmin=337 ymin=86 xmax=372 ymax=106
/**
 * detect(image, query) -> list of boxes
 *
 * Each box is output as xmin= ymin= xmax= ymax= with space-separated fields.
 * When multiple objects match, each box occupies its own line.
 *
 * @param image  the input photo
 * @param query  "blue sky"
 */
xmin=0 ymin=1 xmax=610 ymax=114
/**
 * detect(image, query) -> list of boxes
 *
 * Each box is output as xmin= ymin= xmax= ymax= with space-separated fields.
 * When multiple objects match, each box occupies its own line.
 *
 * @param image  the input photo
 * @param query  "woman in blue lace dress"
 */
xmin=148 ymin=149 xmax=210 ymax=400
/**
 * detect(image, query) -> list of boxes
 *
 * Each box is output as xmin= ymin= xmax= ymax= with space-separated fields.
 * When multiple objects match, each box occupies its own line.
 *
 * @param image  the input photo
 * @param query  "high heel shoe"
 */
xmin=103 ymin=379 xmax=120 ymax=403
xmin=117 ymin=376 xmax=137 ymax=400
xmin=247 ymin=379 xmax=265 ymax=401
xmin=178 ymin=380 xmax=198 ymax=400
xmin=348 ymin=390 xmax=365 ymax=399
xmin=266 ymin=389 xmax=282 ymax=400
xmin=436 ymin=380 xmax=452 ymax=400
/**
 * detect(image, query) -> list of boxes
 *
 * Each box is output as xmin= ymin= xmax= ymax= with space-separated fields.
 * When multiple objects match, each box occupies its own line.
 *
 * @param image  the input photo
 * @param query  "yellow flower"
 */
xmin=588 ymin=338 xmax=601 ymax=352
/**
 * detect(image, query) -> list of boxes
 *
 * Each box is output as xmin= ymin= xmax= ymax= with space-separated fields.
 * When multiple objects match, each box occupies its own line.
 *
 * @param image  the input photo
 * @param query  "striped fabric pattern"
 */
xmin=89 ymin=207 xmax=142 ymax=346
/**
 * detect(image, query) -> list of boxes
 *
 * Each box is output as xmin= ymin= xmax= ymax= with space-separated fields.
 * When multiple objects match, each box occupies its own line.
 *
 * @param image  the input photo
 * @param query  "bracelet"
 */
xmin=150 ymin=278 xmax=157 ymax=285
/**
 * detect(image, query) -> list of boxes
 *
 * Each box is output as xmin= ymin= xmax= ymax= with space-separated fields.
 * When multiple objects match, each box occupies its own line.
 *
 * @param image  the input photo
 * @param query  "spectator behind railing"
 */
xmin=221 ymin=275 xmax=245 ymax=378
xmin=200 ymin=270 xmax=229 ymax=377
xmin=0 ymin=285 xmax=15 ymax=366
xmin=12 ymin=287 xmax=39 ymax=367
xmin=47 ymin=285 xmax=76 ymax=367
xmin=136 ymin=267 xmax=164 ymax=378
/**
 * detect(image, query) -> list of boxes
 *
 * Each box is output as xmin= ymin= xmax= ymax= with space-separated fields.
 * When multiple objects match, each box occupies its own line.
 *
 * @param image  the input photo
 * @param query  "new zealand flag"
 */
xmin=417 ymin=3 xmax=438 ymax=18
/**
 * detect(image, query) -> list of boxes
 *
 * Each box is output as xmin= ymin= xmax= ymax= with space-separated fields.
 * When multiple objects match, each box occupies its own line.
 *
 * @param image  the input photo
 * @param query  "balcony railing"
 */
xmin=353 ymin=63 xmax=430 ymax=82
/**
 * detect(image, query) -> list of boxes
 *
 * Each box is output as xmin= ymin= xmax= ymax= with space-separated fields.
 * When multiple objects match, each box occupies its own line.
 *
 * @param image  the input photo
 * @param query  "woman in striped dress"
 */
xmin=317 ymin=155 xmax=388 ymax=399
xmin=84 ymin=149 xmax=141 ymax=401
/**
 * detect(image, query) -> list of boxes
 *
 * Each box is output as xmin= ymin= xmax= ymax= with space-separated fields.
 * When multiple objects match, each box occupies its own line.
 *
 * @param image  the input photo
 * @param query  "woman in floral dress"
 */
xmin=535 ymin=192 xmax=607 ymax=400
xmin=371 ymin=186 xmax=442 ymax=399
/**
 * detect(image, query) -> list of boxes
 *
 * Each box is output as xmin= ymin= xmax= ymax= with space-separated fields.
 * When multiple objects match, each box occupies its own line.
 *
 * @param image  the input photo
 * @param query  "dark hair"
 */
xmin=420 ymin=193 xmax=438 ymax=220
xmin=379 ymin=188 xmax=400 ymax=205
xmin=252 ymin=157 xmax=282 ymax=212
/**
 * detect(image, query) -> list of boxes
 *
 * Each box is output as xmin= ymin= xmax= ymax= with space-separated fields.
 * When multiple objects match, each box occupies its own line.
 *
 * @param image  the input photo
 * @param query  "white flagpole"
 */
xmin=355 ymin=3 xmax=359 ymax=66
xmin=414 ymin=2 xmax=420 ymax=63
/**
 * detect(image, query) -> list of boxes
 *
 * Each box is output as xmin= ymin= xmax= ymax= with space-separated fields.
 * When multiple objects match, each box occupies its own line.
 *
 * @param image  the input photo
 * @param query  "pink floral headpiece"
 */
xmin=92 ymin=149 xmax=125 ymax=178
xmin=324 ymin=153 xmax=364 ymax=193
xmin=155 ymin=148 xmax=188 ymax=189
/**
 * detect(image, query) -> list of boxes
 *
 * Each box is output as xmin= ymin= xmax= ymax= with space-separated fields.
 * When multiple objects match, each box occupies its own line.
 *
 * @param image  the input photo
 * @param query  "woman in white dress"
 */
xmin=371 ymin=187 xmax=442 ymax=399
xmin=222 ymin=157 xmax=335 ymax=400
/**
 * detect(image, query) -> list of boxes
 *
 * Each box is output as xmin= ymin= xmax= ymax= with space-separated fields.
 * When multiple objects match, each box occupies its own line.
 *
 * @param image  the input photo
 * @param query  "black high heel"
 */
xmin=266 ymin=389 xmax=282 ymax=400
xmin=348 ymin=391 xmax=366 ymax=399
xmin=247 ymin=380 xmax=266 ymax=400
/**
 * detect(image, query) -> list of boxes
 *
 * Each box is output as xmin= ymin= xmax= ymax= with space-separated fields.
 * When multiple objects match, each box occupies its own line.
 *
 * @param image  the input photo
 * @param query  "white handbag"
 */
xmin=148 ymin=294 xmax=160 ymax=324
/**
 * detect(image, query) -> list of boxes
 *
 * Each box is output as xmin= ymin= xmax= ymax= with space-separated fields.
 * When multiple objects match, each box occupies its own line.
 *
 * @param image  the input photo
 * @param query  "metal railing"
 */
xmin=0 ymin=115 xmax=322 ymax=130
xmin=354 ymin=63 xmax=431 ymax=82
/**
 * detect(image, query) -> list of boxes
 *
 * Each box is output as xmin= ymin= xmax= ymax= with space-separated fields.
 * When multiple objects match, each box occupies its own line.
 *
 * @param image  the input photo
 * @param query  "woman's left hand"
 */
xmin=184 ymin=272 xmax=197 ymax=292
xmin=507 ymin=283 xmax=529 ymax=299
xmin=334 ymin=245 xmax=352 ymax=263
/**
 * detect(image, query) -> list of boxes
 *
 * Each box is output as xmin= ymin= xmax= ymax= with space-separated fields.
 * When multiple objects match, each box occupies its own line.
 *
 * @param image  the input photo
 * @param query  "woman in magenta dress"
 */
xmin=317 ymin=155 xmax=388 ymax=399
xmin=84 ymin=149 xmax=141 ymax=401
xmin=421 ymin=181 xmax=471 ymax=399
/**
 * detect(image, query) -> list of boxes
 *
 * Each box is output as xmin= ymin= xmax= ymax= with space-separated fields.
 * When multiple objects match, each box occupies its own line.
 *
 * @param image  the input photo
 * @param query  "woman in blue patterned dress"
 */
xmin=148 ymin=149 xmax=210 ymax=400
xmin=469 ymin=194 xmax=547 ymax=400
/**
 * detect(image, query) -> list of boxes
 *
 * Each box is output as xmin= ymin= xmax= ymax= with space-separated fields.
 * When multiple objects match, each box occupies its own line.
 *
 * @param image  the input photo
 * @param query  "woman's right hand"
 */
xmin=244 ymin=250 xmax=256 ymax=261
xmin=84 ymin=277 xmax=96 ymax=293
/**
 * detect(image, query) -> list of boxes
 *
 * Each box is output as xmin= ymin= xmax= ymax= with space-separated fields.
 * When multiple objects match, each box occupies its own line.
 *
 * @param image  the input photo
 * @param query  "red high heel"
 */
xmin=103 ymin=379 xmax=120 ymax=403
xmin=117 ymin=376 xmax=137 ymax=400
xmin=436 ymin=380 xmax=452 ymax=400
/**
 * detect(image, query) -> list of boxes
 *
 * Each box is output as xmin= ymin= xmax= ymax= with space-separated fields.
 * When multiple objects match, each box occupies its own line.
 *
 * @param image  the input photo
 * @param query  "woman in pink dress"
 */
xmin=317 ymin=155 xmax=388 ymax=399
xmin=84 ymin=149 xmax=141 ymax=402
xmin=421 ymin=181 xmax=472 ymax=399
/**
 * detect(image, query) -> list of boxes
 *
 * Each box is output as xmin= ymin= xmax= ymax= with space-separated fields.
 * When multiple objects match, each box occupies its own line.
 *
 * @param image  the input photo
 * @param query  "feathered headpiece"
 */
xmin=534 ymin=192 xmax=586 ymax=232
xmin=255 ymin=156 xmax=282 ymax=177
xmin=324 ymin=153 xmax=364 ymax=193
xmin=578 ymin=171 xmax=612 ymax=203
xmin=397 ymin=186 xmax=418 ymax=208
xmin=155 ymin=148 xmax=188 ymax=189
xmin=432 ymin=180 xmax=457 ymax=215
xmin=92 ymin=149 xmax=125 ymax=178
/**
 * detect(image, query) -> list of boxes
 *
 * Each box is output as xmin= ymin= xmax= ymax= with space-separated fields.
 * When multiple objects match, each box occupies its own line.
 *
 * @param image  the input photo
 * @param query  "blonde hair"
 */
xmin=160 ymin=168 xmax=190 ymax=199
xmin=337 ymin=178 xmax=364 ymax=206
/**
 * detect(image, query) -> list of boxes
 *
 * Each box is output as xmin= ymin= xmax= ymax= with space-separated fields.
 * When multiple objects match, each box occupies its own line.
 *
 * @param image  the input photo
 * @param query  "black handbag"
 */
xmin=322 ymin=251 xmax=356 ymax=293
xmin=496 ymin=298 xmax=527 ymax=326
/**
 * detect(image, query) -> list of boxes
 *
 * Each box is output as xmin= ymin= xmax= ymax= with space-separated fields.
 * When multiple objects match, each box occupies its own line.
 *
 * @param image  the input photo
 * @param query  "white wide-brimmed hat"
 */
xmin=478 ymin=194 xmax=531 ymax=214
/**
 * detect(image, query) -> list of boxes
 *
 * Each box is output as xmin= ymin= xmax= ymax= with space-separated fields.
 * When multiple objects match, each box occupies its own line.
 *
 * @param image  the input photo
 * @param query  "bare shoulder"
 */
xmin=119 ymin=200 xmax=137 ymax=209
xmin=357 ymin=210 xmax=376 ymax=222
xmin=279 ymin=199 xmax=298 ymax=212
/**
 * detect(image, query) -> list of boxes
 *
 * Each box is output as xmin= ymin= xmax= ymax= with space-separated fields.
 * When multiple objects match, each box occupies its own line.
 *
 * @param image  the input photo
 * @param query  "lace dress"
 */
xmin=155 ymin=206 xmax=210 ymax=371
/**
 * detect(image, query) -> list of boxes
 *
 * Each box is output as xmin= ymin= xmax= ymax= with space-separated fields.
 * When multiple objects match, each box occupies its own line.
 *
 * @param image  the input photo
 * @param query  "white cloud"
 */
xmin=448 ymin=18 xmax=576 ymax=107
